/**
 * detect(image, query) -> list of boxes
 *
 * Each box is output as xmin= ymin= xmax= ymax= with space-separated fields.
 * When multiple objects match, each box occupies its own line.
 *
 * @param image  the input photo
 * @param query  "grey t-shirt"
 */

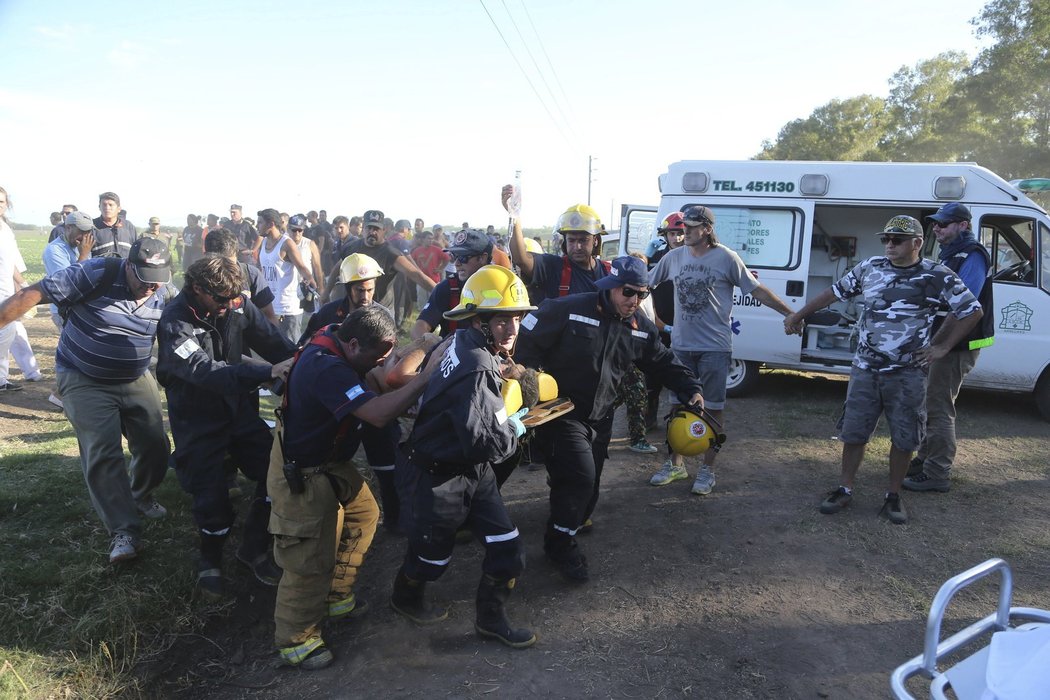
xmin=649 ymin=244 xmax=759 ymax=352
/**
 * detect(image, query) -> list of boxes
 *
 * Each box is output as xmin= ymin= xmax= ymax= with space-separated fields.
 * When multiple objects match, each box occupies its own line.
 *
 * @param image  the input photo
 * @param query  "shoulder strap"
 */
xmin=600 ymin=259 xmax=612 ymax=274
xmin=446 ymin=277 xmax=461 ymax=332
xmin=559 ymin=256 xmax=572 ymax=297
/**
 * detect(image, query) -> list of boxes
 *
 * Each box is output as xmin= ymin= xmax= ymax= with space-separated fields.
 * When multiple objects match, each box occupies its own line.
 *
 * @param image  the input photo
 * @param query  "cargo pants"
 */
xmin=267 ymin=420 xmax=379 ymax=647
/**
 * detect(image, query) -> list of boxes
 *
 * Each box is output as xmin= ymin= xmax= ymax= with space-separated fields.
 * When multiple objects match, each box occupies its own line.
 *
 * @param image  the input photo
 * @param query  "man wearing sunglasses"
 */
xmin=784 ymin=215 xmax=983 ymax=525
xmin=648 ymin=205 xmax=794 ymax=496
xmin=515 ymin=256 xmax=704 ymax=584
xmin=412 ymin=228 xmax=494 ymax=340
xmin=903 ymin=203 xmax=994 ymax=494
xmin=157 ymin=255 xmax=296 ymax=600
xmin=0 ymin=237 xmax=173 ymax=564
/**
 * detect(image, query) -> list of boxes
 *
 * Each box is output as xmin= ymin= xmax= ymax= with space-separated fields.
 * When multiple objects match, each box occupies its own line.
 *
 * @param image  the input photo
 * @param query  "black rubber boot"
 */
xmin=236 ymin=498 xmax=282 ymax=586
xmin=544 ymin=533 xmax=589 ymax=584
xmin=390 ymin=569 xmax=448 ymax=624
xmin=373 ymin=470 xmax=401 ymax=533
xmin=474 ymin=575 xmax=537 ymax=649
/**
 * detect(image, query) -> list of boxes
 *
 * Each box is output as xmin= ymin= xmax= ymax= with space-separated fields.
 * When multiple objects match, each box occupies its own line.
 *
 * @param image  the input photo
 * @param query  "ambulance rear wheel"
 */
xmin=1035 ymin=370 xmax=1050 ymax=422
xmin=725 ymin=360 xmax=760 ymax=398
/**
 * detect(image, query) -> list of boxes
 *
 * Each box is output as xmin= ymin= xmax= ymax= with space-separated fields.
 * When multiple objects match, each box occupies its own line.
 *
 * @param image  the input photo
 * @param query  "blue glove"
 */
xmin=509 ymin=408 xmax=528 ymax=438
xmin=644 ymin=237 xmax=667 ymax=258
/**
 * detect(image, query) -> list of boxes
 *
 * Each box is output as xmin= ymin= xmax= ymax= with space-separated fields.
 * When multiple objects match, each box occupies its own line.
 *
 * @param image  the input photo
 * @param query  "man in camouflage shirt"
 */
xmin=784 ymin=215 xmax=983 ymax=524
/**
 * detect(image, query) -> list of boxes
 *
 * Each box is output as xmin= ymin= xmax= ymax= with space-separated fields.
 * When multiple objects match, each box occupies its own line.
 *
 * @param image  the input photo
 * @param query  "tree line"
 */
xmin=756 ymin=0 xmax=1050 ymax=182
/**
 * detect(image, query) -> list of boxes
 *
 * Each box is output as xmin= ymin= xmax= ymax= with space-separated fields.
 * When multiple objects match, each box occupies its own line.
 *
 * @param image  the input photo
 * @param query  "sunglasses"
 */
xmin=933 ymin=220 xmax=957 ymax=228
xmin=454 ymin=254 xmax=481 ymax=264
xmin=290 ymin=227 xmax=305 ymax=234
xmin=621 ymin=287 xmax=650 ymax=299
xmin=204 ymin=287 xmax=238 ymax=304
xmin=879 ymin=235 xmax=917 ymax=246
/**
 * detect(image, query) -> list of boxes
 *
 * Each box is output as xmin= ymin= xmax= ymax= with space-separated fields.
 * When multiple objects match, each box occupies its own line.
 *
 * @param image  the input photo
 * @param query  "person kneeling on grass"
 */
xmin=783 ymin=216 xmax=982 ymax=525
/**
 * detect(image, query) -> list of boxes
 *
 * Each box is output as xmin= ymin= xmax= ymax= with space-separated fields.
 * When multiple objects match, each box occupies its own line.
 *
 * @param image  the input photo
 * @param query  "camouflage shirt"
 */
xmin=833 ymin=257 xmax=980 ymax=372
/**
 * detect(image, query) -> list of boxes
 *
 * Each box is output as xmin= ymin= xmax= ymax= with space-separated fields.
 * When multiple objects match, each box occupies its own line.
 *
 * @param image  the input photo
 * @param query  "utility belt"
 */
xmin=406 ymin=449 xmax=468 ymax=477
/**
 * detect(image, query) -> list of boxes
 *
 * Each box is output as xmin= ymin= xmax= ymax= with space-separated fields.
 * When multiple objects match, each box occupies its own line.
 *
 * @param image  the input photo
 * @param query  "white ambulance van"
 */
xmin=619 ymin=160 xmax=1050 ymax=420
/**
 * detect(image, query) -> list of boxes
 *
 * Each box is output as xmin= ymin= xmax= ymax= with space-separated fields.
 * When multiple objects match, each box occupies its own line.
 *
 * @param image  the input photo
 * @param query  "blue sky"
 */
xmin=1 ymin=0 xmax=990 ymax=230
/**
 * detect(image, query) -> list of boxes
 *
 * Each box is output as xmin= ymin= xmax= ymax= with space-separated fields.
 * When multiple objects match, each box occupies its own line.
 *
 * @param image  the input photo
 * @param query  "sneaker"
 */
xmin=278 ymin=636 xmax=334 ymax=670
xmin=902 ymin=472 xmax=951 ymax=493
xmin=136 ymin=496 xmax=168 ymax=520
xmin=196 ymin=564 xmax=225 ymax=602
xmin=236 ymin=549 xmax=283 ymax=586
xmin=650 ymin=460 xmax=688 ymax=486
xmin=879 ymin=493 xmax=908 ymax=525
xmin=906 ymin=457 xmax=925 ymax=478
xmin=819 ymin=487 xmax=853 ymax=514
xmin=629 ymin=439 xmax=659 ymax=454
xmin=25 ymin=374 xmax=44 ymax=382
xmin=47 ymin=393 xmax=64 ymax=409
xmin=109 ymin=534 xmax=139 ymax=564
xmin=0 ymin=381 xmax=23 ymax=392
xmin=690 ymin=466 xmax=716 ymax=495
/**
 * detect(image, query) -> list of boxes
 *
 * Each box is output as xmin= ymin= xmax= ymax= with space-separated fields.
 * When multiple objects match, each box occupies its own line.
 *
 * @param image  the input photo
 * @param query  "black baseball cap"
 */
xmin=129 ymin=237 xmax=172 ymax=284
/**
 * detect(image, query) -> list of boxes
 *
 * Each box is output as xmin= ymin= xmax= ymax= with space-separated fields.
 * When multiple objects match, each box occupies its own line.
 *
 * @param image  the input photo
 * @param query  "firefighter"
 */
xmin=391 ymin=265 xmax=538 ymax=649
xmin=156 ymin=256 xmax=295 ymax=598
xmin=411 ymin=229 xmax=495 ymax=340
xmin=268 ymin=306 xmax=444 ymax=669
xmin=515 ymin=256 xmax=704 ymax=583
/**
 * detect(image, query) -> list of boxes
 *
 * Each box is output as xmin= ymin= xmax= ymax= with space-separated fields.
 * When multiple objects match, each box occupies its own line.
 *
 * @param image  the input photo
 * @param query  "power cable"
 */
xmin=478 ymin=0 xmax=579 ymax=152
xmin=518 ymin=0 xmax=579 ymax=130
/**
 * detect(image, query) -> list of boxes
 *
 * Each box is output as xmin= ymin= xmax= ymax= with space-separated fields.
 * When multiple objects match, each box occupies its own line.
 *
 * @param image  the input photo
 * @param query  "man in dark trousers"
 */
xmin=515 ymin=256 xmax=704 ymax=583
xmin=391 ymin=265 xmax=537 ymax=648
xmin=157 ymin=256 xmax=296 ymax=599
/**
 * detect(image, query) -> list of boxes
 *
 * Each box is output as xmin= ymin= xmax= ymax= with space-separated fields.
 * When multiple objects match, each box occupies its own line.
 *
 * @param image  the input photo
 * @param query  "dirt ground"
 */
xmin=5 ymin=313 xmax=1050 ymax=699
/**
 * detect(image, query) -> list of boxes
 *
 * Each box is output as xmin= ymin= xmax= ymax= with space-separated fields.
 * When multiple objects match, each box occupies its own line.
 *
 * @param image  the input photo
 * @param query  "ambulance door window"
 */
xmin=983 ymin=215 xmax=1035 ymax=286
xmin=707 ymin=207 xmax=802 ymax=270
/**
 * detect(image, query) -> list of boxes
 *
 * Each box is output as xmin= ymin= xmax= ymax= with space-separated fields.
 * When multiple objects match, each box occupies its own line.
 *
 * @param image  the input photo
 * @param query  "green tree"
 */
xmin=755 ymin=95 xmax=888 ymax=161
xmin=880 ymin=51 xmax=971 ymax=161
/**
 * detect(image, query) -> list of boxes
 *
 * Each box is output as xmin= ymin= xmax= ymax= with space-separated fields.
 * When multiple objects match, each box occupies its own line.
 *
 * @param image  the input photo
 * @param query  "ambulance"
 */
xmin=618 ymin=160 xmax=1050 ymax=420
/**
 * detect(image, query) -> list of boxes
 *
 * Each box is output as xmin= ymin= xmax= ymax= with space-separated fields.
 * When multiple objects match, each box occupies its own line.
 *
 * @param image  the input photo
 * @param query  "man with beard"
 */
xmin=411 ymin=229 xmax=493 ymax=340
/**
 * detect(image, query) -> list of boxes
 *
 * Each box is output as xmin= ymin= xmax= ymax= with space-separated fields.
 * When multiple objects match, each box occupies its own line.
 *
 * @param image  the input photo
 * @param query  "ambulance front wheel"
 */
xmin=1035 ymin=369 xmax=1050 ymax=423
xmin=725 ymin=360 xmax=760 ymax=398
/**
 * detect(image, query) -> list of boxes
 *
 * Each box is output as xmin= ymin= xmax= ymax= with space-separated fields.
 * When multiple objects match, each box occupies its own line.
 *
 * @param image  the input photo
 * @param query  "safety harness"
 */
xmin=558 ymin=256 xmax=612 ymax=297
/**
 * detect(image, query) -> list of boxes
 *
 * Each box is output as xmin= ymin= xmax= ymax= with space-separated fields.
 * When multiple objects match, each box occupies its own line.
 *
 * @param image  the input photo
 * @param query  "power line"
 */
xmin=478 ymin=0 xmax=579 ymax=152
xmin=498 ymin=0 xmax=581 ymax=144
xmin=518 ymin=0 xmax=579 ymax=130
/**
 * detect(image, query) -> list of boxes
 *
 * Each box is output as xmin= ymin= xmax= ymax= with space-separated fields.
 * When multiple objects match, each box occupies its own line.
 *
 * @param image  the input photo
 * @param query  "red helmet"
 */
xmin=658 ymin=212 xmax=686 ymax=233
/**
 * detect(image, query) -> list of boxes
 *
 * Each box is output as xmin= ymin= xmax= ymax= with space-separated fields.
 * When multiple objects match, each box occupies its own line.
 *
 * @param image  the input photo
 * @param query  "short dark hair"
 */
xmin=63 ymin=204 xmax=78 ymax=212
xmin=204 ymin=228 xmax=238 ymax=257
xmin=184 ymin=255 xmax=244 ymax=298
xmin=98 ymin=191 xmax=120 ymax=206
xmin=349 ymin=216 xmax=362 ymax=226
xmin=336 ymin=306 xmax=396 ymax=348
xmin=332 ymin=215 xmax=349 ymax=227
xmin=257 ymin=208 xmax=281 ymax=229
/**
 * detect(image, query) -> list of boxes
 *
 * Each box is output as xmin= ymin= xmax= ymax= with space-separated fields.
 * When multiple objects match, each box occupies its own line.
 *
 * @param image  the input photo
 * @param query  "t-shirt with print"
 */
xmin=833 ymin=256 xmax=980 ymax=372
xmin=648 ymin=244 xmax=758 ymax=352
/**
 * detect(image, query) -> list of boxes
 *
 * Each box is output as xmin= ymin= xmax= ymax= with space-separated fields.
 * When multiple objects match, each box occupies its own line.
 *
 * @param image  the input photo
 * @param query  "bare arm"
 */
xmin=352 ymin=338 xmax=448 ymax=426
xmin=308 ymin=241 xmax=323 ymax=289
xmin=502 ymin=184 xmax=535 ymax=281
xmin=393 ymin=255 xmax=436 ymax=291
xmin=783 ymin=287 xmax=837 ymax=335
xmin=750 ymin=283 xmax=795 ymax=318
xmin=0 ymin=284 xmax=47 ymax=325
xmin=281 ymin=238 xmax=316 ymax=288
xmin=410 ymin=318 xmax=434 ymax=341
xmin=917 ymin=308 xmax=984 ymax=365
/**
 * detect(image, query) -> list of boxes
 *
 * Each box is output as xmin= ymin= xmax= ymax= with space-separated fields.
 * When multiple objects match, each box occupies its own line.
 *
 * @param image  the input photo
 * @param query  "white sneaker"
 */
xmin=650 ymin=460 xmax=689 ymax=486
xmin=109 ymin=534 xmax=139 ymax=564
xmin=691 ymin=466 xmax=716 ymax=495
xmin=136 ymin=496 xmax=168 ymax=520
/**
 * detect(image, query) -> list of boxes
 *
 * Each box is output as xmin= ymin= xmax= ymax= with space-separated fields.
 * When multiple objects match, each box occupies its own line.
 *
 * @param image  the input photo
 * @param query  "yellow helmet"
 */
xmin=666 ymin=407 xmax=726 ymax=456
xmin=501 ymin=372 xmax=559 ymax=414
xmin=444 ymin=264 xmax=537 ymax=321
xmin=523 ymin=237 xmax=544 ymax=254
xmin=555 ymin=204 xmax=602 ymax=235
xmin=339 ymin=253 xmax=384 ymax=284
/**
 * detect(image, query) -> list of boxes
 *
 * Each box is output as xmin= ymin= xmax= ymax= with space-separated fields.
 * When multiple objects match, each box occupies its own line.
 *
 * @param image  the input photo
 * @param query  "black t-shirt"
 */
xmin=417 ymin=277 xmax=458 ymax=337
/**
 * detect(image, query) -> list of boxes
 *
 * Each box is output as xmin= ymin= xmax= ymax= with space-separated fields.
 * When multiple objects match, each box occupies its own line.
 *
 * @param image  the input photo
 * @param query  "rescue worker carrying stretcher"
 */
xmin=156 ymin=255 xmax=296 ymax=599
xmin=515 ymin=256 xmax=705 ymax=583
xmin=267 ymin=307 xmax=445 ymax=670
xmin=391 ymin=265 xmax=540 ymax=649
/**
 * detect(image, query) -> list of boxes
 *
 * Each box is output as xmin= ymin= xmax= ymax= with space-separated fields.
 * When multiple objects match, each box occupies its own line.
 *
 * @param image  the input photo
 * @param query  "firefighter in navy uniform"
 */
xmin=411 ymin=228 xmax=496 ymax=340
xmin=391 ymin=265 xmax=539 ymax=649
xmin=299 ymin=253 xmax=390 ymax=342
xmin=267 ymin=307 xmax=443 ymax=670
xmin=156 ymin=256 xmax=296 ymax=599
xmin=515 ymin=256 xmax=704 ymax=584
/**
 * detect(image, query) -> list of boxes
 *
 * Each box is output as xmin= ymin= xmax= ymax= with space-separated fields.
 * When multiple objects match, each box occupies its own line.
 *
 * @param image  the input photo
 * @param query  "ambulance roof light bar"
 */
xmin=682 ymin=172 xmax=709 ymax=193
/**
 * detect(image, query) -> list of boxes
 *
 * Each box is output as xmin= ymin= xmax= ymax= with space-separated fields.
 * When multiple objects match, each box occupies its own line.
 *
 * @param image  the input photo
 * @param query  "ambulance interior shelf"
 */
xmin=801 ymin=308 xmax=858 ymax=363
